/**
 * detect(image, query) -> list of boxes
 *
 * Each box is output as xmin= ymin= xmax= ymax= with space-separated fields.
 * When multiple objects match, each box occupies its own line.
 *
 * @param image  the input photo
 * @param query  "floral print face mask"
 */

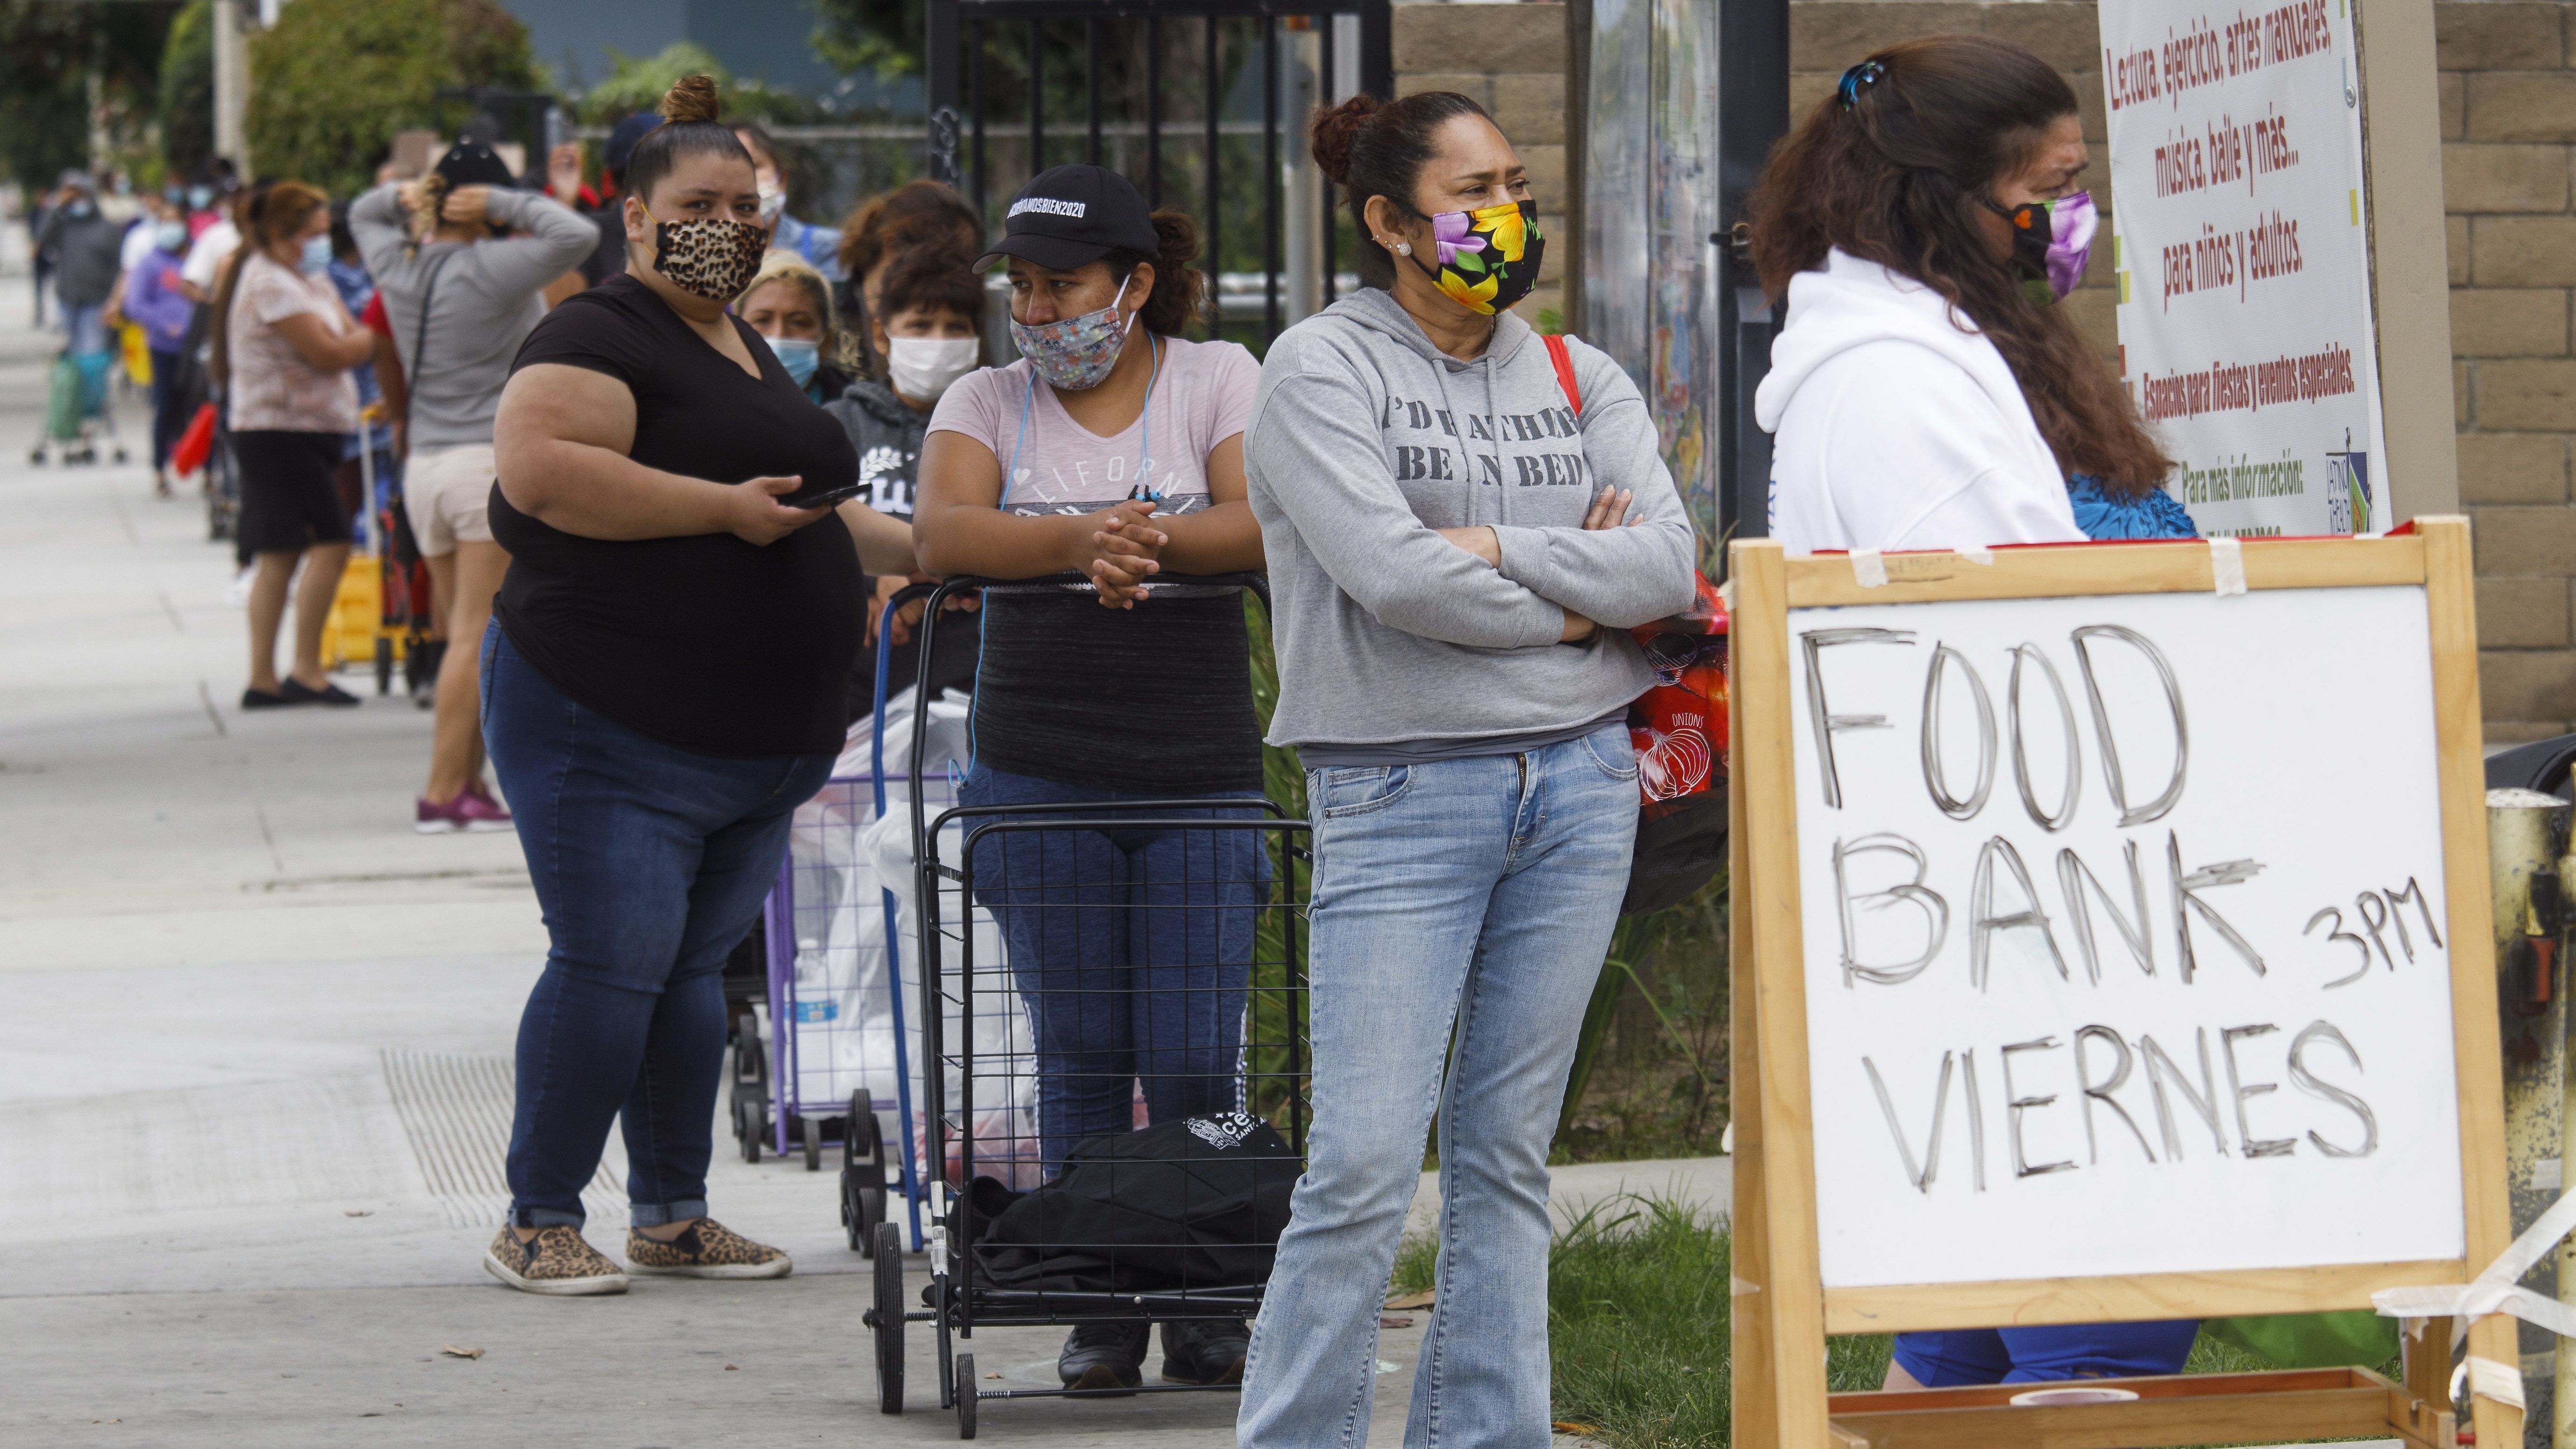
xmin=1984 ymin=191 xmax=2096 ymax=306
xmin=1009 ymin=270 xmax=1138 ymax=391
xmin=1410 ymin=199 xmax=1545 ymax=316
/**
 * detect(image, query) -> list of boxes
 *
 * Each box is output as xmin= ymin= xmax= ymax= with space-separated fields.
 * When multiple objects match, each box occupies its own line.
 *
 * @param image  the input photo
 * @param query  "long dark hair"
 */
xmin=1746 ymin=35 xmax=2172 ymax=494
xmin=1310 ymin=90 xmax=1491 ymax=290
xmin=209 ymin=179 xmax=324 ymax=390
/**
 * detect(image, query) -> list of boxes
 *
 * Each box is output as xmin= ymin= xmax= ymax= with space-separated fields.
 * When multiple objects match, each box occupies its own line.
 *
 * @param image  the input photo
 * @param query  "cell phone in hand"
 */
xmin=778 ymin=476 xmax=866 ymax=510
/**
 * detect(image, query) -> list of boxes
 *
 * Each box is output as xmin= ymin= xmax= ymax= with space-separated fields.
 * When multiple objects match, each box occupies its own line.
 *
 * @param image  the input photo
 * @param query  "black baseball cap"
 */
xmin=977 ymin=164 xmax=1158 ymax=272
xmin=434 ymin=141 xmax=517 ymax=189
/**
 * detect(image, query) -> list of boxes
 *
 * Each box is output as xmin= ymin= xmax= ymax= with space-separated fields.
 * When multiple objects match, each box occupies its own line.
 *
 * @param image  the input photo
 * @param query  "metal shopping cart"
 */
xmin=734 ymin=586 xmax=980 ymax=1256
xmin=865 ymin=574 xmax=1312 ymax=1437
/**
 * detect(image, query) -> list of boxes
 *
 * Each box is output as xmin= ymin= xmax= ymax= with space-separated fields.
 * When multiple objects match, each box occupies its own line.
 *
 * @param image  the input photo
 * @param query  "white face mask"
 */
xmin=887 ymin=336 xmax=981 ymax=405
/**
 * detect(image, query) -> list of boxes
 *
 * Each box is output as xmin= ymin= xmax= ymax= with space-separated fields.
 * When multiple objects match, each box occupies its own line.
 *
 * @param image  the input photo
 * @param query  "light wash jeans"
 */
xmin=1238 ymin=723 xmax=1639 ymax=1449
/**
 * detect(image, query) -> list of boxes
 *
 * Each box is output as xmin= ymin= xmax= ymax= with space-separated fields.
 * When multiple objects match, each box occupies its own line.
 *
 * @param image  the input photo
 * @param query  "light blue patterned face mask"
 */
xmin=1008 ymin=270 xmax=1137 ymax=390
xmin=300 ymin=234 xmax=334 ymax=276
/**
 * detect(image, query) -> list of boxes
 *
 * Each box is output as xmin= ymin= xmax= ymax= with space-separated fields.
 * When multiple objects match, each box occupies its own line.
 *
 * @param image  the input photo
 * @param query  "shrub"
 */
xmin=244 ymin=0 xmax=538 ymax=197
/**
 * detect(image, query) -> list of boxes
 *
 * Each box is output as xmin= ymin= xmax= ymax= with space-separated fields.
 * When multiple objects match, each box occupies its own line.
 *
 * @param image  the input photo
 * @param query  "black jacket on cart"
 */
xmin=968 ymin=1112 xmax=1298 ymax=1294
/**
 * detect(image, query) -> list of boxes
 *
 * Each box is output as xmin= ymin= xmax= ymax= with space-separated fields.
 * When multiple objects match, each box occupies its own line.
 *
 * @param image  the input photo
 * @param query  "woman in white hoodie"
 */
xmin=1753 ymin=35 xmax=2175 ymax=556
xmin=1746 ymin=35 xmax=2196 ymax=1389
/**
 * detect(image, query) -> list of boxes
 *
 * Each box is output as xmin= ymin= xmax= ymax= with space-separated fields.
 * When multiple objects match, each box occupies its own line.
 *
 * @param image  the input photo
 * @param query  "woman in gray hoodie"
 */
xmin=1236 ymin=91 xmax=1696 ymax=1447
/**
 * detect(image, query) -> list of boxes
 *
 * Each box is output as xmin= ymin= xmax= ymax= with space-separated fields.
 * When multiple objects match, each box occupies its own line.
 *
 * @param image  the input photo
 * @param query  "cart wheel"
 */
xmin=860 ymin=1184 xmax=886 ymax=1251
xmin=873 ymin=1221 xmax=905 ymax=1414
xmin=112 ymin=447 xmax=128 ymax=464
xmin=803 ymin=1115 xmax=823 ymax=1172
xmin=955 ymin=1354 xmax=976 ymax=1438
xmin=844 ymin=1093 xmax=881 ymax=1169
xmin=373 ymin=637 xmax=394 ymax=696
xmin=736 ymin=1098 xmax=762 ymax=1164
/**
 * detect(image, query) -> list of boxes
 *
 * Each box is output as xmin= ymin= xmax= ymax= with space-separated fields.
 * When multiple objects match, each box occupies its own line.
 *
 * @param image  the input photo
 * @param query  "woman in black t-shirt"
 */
xmin=912 ymin=165 xmax=1267 ymax=1392
xmin=476 ymin=75 xmax=913 ymax=1297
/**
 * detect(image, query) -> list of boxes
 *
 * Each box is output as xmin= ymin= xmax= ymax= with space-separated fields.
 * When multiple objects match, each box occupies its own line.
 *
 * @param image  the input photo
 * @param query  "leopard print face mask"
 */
xmin=638 ymin=202 xmax=769 ymax=302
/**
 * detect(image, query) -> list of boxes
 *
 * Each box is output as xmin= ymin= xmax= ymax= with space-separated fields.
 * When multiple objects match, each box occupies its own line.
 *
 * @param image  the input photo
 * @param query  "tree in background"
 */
xmin=577 ymin=42 xmax=818 ymax=126
xmin=0 ymin=0 xmax=182 ymax=194
xmin=245 ymin=0 xmax=538 ymax=196
xmin=159 ymin=0 xmax=213 ymax=184
xmin=810 ymin=0 xmax=920 ymax=86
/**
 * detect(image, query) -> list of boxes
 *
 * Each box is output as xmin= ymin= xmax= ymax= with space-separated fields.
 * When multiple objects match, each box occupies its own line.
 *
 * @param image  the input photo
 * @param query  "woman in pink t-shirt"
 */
xmin=913 ymin=164 xmax=1267 ymax=1394
xmin=212 ymin=180 xmax=373 ymax=709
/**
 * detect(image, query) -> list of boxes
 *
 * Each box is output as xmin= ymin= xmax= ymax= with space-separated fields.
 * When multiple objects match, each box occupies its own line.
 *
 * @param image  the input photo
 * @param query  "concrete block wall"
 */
xmin=1390 ymin=1 xmax=1572 ymax=325
xmin=2443 ymin=2 xmax=2576 ymax=739
xmin=1794 ymin=1 xmax=2573 ymax=740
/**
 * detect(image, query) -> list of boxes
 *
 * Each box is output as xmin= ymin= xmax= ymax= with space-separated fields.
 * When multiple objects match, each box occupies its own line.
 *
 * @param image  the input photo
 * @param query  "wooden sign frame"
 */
xmin=1726 ymin=520 xmax=2513 ymax=1447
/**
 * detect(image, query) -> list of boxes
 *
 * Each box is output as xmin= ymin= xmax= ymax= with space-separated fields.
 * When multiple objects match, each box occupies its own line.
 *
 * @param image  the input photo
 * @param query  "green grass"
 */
xmin=1385 ymin=1196 xmax=2403 ymax=1449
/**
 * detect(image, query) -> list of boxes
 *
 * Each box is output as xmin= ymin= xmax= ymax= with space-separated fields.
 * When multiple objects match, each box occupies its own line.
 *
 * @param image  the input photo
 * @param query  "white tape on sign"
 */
xmin=1732 ymin=1277 xmax=1762 ymax=1297
xmin=1957 ymin=545 xmax=1994 ymax=566
xmin=2454 ymin=1356 xmax=2527 ymax=1412
xmin=2208 ymin=536 xmax=2247 ymax=596
xmin=2376 ymin=1183 xmax=2576 ymax=1407
xmin=1850 ymin=549 xmax=1887 ymax=588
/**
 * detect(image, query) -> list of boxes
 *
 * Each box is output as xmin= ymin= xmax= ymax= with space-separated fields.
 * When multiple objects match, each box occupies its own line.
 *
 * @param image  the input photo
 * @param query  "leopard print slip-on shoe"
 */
xmin=625 ymin=1218 xmax=793 ymax=1279
xmin=483 ymin=1225 xmax=630 ymax=1296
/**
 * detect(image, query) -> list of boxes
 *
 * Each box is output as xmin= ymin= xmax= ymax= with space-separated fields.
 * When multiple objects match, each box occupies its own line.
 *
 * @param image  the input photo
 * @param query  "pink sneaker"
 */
xmin=415 ymin=789 xmax=514 ymax=834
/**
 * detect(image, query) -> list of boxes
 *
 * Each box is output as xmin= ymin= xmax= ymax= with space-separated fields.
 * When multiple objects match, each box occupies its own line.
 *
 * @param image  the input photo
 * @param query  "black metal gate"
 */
xmin=924 ymin=0 xmax=1392 ymax=350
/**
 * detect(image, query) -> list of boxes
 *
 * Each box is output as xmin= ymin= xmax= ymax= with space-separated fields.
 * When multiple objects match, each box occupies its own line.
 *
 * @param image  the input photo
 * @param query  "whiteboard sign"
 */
xmin=2099 ymin=0 xmax=2389 ymax=537
xmin=1787 ymin=585 xmax=2463 ymax=1287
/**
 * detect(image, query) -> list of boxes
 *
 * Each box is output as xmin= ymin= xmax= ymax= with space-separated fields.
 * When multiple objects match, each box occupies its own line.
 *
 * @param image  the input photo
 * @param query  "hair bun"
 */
xmin=660 ymin=73 xmax=722 ymax=126
xmin=1308 ymin=94 xmax=1380 ymax=185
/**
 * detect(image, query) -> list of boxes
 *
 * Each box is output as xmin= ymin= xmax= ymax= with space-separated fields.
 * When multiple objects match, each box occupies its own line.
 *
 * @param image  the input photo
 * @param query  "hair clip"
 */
xmin=1838 ymin=60 xmax=1888 ymax=111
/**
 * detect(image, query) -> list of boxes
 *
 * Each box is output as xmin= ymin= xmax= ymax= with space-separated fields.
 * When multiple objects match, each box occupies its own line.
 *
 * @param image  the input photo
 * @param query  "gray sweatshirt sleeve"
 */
xmin=1250 ymin=343 xmax=1568 ymax=650
xmin=470 ymin=189 xmax=598 ymax=295
xmin=349 ymin=184 xmax=412 ymax=287
xmin=1488 ymin=338 xmax=1700 ymax=629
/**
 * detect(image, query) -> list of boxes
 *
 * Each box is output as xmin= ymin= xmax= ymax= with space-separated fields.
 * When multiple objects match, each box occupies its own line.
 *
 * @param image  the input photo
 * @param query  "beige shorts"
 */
xmin=402 ymin=443 xmax=498 ymax=556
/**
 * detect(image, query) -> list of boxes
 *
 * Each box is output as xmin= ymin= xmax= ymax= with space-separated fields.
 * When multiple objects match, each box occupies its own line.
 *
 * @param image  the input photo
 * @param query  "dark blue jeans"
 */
xmin=481 ymin=623 xmax=834 ymax=1228
xmin=957 ymin=764 xmax=1267 ymax=1178
xmin=1892 ymin=1321 xmax=2200 ymax=1385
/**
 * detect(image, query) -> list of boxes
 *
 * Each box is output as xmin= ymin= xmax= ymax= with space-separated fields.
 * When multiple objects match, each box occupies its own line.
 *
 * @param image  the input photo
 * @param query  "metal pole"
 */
xmin=1205 ymin=16 xmax=1220 ymax=313
xmin=1146 ymin=15 xmax=1163 ymax=208
xmin=1714 ymin=0 xmax=1788 ymax=557
xmin=212 ymin=0 xmax=249 ymax=173
xmin=1358 ymin=0 xmax=1391 ymax=100
xmin=928 ymin=1 xmax=962 ymax=185
xmin=1263 ymin=15 xmax=1279 ymax=341
xmin=1029 ymin=19 xmax=1045 ymax=179
xmin=1320 ymin=13 xmax=1337 ymax=305
xmin=2493 ymin=787 xmax=2569 ymax=1432
xmin=970 ymin=22 xmax=987 ymax=219
xmin=1085 ymin=18 xmax=1103 ymax=166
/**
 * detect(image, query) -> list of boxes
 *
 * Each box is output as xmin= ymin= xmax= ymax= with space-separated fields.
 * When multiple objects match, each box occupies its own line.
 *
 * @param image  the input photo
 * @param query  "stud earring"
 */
xmin=1392 ymin=241 xmax=1411 ymax=256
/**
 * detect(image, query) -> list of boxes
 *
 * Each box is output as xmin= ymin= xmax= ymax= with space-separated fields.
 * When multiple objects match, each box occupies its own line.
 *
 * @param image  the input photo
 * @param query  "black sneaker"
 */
xmin=1160 ymin=1317 xmax=1251 ymax=1385
xmin=1058 ymin=1321 xmax=1149 ymax=1393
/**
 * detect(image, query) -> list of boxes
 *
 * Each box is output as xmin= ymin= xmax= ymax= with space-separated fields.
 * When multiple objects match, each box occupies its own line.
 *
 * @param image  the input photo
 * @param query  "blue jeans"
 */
xmin=1238 ymin=724 xmax=1640 ymax=1449
xmin=1892 ymin=1322 xmax=2200 ymax=1386
xmin=481 ymin=623 xmax=834 ymax=1228
xmin=958 ymin=764 xmax=1267 ymax=1179
xmin=60 ymin=301 xmax=106 ymax=357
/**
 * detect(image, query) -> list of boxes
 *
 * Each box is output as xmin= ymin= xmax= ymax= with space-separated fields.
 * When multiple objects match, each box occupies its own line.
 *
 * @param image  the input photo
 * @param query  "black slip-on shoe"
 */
xmin=279 ymin=678 xmax=360 ymax=707
xmin=1159 ymin=1317 xmax=1251 ymax=1385
xmin=241 ymin=688 xmax=291 ymax=709
xmin=1058 ymin=1321 xmax=1149 ymax=1393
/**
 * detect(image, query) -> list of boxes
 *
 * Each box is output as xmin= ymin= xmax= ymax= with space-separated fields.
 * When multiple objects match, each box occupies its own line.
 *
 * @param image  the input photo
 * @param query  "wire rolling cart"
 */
xmin=864 ymin=574 xmax=1312 ymax=1438
xmin=735 ymin=595 xmax=973 ymax=1256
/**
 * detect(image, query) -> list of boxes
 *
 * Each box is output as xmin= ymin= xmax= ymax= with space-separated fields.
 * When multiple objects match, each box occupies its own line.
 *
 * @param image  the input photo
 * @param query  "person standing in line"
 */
xmin=211 ymin=181 xmax=375 ymax=710
xmin=1749 ymin=36 xmax=2199 ymax=1389
xmin=118 ymin=205 xmax=198 ymax=497
xmin=179 ymin=179 xmax=244 ymax=305
xmin=576 ymin=112 xmax=664 ymax=288
xmin=735 ymin=253 xmax=856 ymax=405
xmin=353 ymin=141 xmax=596 ymax=834
xmin=834 ymin=179 xmax=984 ymax=375
xmin=480 ymin=74 xmax=910 ymax=1296
xmin=730 ymin=121 xmax=841 ymax=280
xmin=822 ymin=248 xmax=988 ymax=718
xmin=33 ymin=172 xmax=126 ymax=360
xmin=1232 ymin=92 xmax=1696 ymax=1448
xmin=910 ymin=165 xmax=1270 ymax=1393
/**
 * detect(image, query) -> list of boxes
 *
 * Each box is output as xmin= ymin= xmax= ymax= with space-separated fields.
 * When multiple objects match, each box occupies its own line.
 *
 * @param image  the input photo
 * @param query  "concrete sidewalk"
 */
xmin=0 ymin=285 xmax=1709 ymax=1446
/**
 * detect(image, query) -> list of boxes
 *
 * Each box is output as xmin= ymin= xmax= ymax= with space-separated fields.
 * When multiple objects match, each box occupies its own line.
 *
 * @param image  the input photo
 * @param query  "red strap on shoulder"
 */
xmin=1542 ymin=333 xmax=1581 ymax=417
